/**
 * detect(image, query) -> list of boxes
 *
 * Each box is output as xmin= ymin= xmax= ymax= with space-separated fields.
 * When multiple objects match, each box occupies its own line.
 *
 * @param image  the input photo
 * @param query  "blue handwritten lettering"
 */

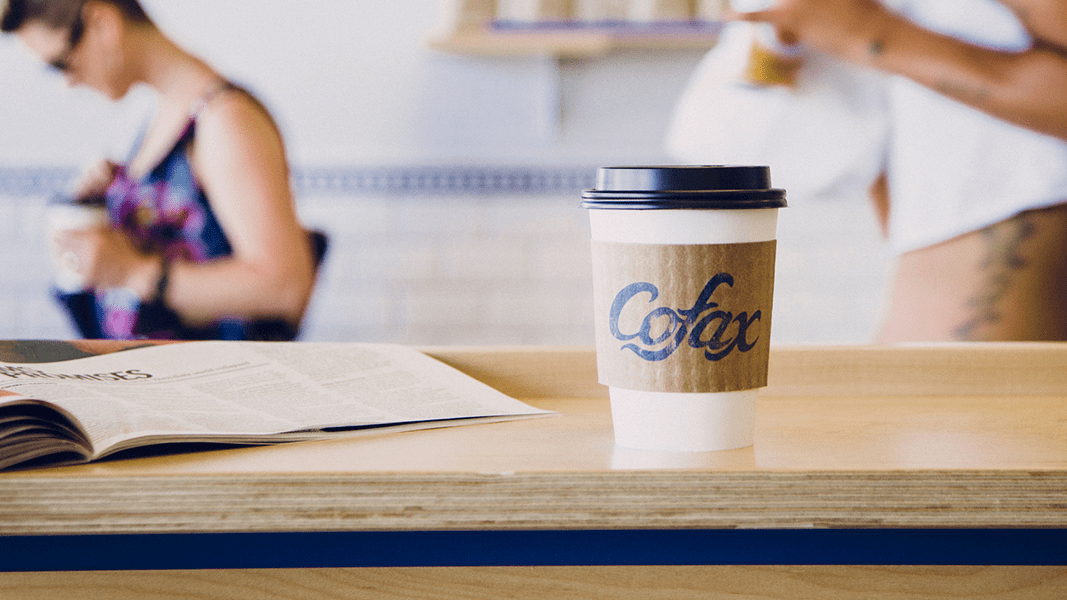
xmin=608 ymin=274 xmax=762 ymax=362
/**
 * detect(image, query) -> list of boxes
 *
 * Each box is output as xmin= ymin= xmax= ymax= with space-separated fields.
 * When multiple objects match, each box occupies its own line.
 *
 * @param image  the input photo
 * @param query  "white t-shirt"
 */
xmin=884 ymin=0 xmax=1067 ymax=254
xmin=666 ymin=0 xmax=1067 ymax=255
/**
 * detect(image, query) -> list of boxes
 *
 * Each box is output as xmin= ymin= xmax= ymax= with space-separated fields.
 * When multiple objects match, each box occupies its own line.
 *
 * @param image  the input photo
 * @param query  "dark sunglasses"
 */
xmin=47 ymin=16 xmax=85 ymax=73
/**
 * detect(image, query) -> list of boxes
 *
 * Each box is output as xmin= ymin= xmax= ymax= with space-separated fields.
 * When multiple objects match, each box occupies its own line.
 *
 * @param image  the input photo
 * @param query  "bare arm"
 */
xmin=89 ymin=92 xmax=316 ymax=327
xmin=734 ymin=0 xmax=1067 ymax=140
xmin=173 ymin=92 xmax=316 ymax=325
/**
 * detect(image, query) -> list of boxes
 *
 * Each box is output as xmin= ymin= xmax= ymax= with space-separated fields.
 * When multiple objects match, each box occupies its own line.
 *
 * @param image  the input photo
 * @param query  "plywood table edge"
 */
xmin=3 ymin=469 xmax=1065 ymax=535
xmin=2 ymin=344 xmax=1066 ymax=535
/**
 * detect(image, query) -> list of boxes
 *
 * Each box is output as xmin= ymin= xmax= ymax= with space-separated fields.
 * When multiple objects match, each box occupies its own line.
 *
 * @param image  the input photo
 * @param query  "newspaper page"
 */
xmin=0 ymin=342 xmax=553 ymax=458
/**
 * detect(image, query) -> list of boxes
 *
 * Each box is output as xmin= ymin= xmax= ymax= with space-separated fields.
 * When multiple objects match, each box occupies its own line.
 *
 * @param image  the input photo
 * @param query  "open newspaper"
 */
xmin=0 ymin=341 xmax=553 ymax=471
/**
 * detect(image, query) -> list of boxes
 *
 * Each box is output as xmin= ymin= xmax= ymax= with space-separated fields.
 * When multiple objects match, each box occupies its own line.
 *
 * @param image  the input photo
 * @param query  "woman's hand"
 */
xmin=53 ymin=226 xmax=160 ymax=299
xmin=730 ymin=0 xmax=899 ymax=65
xmin=734 ymin=0 xmax=1067 ymax=140
xmin=71 ymin=158 xmax=119 ymax=202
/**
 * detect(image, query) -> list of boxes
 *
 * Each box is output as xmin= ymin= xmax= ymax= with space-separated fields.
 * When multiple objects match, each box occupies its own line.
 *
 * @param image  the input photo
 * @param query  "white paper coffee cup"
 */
xmin=47 ymin=201 xmax=110 ymax=293
xmin=582 ymin=166 xmax=785 ymax=452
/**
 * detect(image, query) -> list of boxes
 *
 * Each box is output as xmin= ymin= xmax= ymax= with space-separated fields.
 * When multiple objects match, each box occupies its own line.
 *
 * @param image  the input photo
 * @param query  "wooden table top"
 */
xmin=1 ymin=342 xmax=1065 ymax=535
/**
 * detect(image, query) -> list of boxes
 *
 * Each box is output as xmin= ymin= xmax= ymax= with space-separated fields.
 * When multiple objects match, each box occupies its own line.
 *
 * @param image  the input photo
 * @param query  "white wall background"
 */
xmin=0 ymin=1 xmax=704 ymax=166
xmin=0 ymin=0 xmax=891 ymax=345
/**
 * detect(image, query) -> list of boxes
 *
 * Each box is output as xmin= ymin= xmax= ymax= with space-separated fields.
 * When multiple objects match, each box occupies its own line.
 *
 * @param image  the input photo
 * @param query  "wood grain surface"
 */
xmin=3 ymin=566 xmax=1067 ymax=600
xmin=1 ymin=344 xmax=1066 ymax=535
xmin=3 ymin=343 xmax=1067 ymax=598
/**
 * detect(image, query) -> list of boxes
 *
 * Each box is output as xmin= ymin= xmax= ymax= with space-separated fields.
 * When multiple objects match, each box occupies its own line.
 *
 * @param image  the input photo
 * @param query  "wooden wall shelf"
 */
xmin=429 ymin=21 xmax=722 ymax=58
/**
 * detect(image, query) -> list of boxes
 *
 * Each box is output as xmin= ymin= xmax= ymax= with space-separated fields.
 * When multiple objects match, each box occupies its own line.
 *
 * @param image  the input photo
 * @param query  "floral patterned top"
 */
xmin=60 ymin=82 xmax=300 ymax=341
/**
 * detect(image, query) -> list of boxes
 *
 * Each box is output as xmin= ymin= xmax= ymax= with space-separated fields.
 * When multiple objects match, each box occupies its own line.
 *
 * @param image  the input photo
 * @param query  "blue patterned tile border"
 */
xmin=0 ymin=165 xmax=598 ymax=198
xmin=0 ymin=167 xmax=77 ymax=198
xmin=292 ymin=165 xmax=597 ymax=196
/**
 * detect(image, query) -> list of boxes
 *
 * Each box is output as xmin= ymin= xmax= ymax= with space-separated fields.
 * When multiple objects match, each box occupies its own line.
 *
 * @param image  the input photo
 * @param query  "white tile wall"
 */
xmin=1 ymin=171 xmax=892 ymax=345
xmin=0 ymin=194 xmax=73 ymax=340
xmin=298 ymin=189 xmax=598 ymax=345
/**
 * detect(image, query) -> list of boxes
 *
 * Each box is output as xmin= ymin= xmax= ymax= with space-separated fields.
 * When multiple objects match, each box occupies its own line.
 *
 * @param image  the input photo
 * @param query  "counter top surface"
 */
xmin=1 ymin=342 xmax=1065 ymax=534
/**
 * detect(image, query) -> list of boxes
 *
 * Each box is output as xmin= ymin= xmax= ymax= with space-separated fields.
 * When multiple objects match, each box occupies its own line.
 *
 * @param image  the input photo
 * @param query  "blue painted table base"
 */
xmin=3 ymin=530 xmax=1066 ymax=572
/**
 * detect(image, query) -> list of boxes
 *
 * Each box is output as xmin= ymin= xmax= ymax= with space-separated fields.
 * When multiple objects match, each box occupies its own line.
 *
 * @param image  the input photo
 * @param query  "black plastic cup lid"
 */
xmin=581 ymin=166 xmax=787 ymax=210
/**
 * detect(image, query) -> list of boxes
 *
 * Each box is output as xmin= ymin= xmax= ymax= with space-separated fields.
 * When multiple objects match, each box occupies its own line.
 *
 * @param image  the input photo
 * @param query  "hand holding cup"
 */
xmin=48 ymin=196 xmax=111 ymax=293
xmin=47 ymin=159 xmax=118 ymax=293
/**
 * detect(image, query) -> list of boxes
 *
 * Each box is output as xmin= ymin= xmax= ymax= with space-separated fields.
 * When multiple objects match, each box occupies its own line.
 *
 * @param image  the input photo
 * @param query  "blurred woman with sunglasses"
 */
xmin=1 ymin=0 xmax=319 ymax=340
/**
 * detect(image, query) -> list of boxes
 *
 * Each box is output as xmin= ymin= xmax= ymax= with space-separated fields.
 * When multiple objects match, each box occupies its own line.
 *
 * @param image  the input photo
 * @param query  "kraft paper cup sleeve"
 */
xmin=591 ymin=240 xmax=776 ymax=394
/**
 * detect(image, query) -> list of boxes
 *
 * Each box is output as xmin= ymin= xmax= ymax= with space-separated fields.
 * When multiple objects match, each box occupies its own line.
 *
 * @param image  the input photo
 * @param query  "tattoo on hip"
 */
xmin=953 ymin=215 xmax=1036 ymax=340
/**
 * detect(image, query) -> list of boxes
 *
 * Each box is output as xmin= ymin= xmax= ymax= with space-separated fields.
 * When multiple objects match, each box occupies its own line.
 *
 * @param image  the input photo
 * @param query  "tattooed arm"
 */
xmin=734 ymin=0 xmax=1067 ymax=140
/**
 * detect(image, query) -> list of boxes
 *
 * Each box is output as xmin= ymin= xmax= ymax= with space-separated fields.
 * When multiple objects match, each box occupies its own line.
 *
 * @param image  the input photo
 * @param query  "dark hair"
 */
xmin=1 ymin=0 xmax=151 ymax=33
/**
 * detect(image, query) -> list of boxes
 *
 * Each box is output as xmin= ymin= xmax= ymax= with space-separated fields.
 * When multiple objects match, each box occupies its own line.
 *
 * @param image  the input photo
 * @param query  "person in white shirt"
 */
xmin=736 ymin=0 xmax=1067 ymax=342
